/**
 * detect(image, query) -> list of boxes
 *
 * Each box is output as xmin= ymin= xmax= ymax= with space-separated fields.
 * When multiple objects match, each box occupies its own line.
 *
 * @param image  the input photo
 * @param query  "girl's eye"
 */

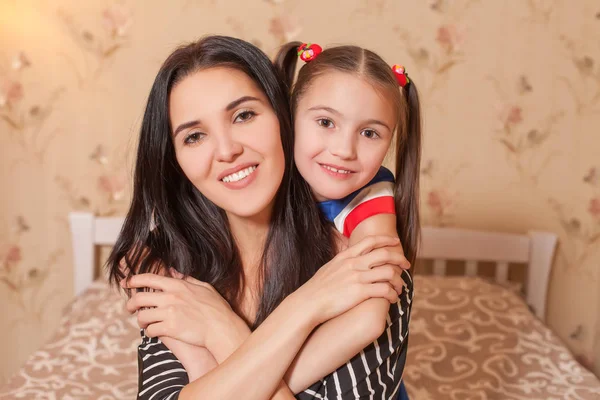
xmin=234 ymin=110 xmax=256 ymax=123
xmin=184 ymin=132 xmax=205 ymax=145
xmin=361 ymin=129 xmax=380 ymax=139
xmin=317 ymin=118 xmax=335 ymax=128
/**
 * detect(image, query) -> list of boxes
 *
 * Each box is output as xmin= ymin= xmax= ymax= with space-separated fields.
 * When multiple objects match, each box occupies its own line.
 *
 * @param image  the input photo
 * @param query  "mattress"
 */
xmin=404 ymin=276 xmax=600 ymax=400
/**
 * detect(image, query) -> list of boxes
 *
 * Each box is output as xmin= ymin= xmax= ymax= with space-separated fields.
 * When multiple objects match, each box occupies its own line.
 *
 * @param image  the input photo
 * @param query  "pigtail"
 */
xmin=274 ymin=41 xmax=302 ymax=90
xmin=394 ymin=81 xmax=422 ymax=267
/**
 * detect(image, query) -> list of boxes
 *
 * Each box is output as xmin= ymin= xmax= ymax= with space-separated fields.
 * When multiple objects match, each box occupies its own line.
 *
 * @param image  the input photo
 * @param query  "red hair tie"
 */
xmin=392 ymin=64 xmax=410 ymax=87
xmin=297 ymin=43 xmax=322 ymax=62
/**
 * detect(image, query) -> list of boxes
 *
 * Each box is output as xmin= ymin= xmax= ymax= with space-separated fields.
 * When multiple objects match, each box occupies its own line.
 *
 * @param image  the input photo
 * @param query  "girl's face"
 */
xmin=294 ymin=71 xmax=396 ymax=202
xmin=169 ymin=67 xmax=285 ymax=220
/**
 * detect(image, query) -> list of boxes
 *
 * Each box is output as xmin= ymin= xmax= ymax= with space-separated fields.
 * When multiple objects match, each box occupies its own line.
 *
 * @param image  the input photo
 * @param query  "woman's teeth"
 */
xmin=222 ymin=166 xmax=257 ymax=183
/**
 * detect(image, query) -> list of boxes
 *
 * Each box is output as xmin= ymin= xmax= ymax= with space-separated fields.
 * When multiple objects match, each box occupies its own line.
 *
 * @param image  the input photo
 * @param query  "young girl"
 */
xmin=275 ymin=42 xmax=421 ymax=264
xmin=274 ymin=41 xmax=423 ymax=399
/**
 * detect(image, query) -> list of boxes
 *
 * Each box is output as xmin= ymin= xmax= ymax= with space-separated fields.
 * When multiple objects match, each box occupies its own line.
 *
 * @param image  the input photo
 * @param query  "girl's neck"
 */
xmin=312 ymin=189 xmax=330 ymax=203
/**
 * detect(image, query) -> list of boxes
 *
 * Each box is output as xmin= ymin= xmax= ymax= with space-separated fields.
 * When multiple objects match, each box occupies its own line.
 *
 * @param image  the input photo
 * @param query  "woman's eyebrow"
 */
xmin=173 ymin=96 xmax=262 ymax=137
xmin=225 ymin=95 xmax=261 ymax=111
xmin=173 ymin=119 xmax=201 ymax=137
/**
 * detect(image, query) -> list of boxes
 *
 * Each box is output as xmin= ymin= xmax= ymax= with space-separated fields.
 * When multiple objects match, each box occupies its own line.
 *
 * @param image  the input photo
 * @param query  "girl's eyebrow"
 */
xmin=364 ymin=119 xmax=392 ymax=131
xmin=307 ymin=106 xmax=392 ymax=131
xmin=307 ymin=105 xmax=343 ymax=116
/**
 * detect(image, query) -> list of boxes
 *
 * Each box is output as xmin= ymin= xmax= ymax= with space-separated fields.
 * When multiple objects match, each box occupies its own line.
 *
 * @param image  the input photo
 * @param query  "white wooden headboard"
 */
xmin=68 ymin=212 xmax=557 ymax=321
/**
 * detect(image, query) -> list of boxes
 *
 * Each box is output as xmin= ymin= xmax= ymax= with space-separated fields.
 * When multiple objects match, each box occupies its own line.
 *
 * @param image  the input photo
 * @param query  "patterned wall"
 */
xmin=1 ymin=0 xmax=599 ymax=381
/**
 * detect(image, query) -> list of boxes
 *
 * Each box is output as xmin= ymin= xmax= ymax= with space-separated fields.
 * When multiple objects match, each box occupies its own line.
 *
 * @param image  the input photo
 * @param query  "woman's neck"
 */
xmin=227 ymin=208 xmax=272 ymax=324
xmin=227 ymin=207 xmax=271 ymax=275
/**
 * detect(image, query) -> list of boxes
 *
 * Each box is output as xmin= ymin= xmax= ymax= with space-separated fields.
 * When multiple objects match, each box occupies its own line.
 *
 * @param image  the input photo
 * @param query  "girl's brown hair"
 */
xmin=275 ymin=42 xmax=422 ymax=266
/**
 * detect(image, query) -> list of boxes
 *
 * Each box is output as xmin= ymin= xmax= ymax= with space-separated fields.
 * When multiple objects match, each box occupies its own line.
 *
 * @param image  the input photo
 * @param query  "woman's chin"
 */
xmin=221 ymin=198 xmax=275 ymax=221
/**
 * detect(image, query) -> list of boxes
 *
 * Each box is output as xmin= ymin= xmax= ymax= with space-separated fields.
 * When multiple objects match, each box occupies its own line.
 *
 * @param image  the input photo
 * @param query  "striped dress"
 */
xmin=137 ymin=167 xmax=413 ymax=399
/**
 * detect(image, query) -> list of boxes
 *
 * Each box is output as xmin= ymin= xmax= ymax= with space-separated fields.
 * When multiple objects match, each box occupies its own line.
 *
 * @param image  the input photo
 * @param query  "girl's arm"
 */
xmin=284 ymin=214 xmax=405 ymax=393
xmin=279 ymin=174 xmax=408 ymax=391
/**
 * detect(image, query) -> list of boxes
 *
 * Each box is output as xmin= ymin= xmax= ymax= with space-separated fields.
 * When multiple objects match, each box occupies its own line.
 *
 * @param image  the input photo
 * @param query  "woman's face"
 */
xmin=169 ymin=67 xmax=285 ymax=220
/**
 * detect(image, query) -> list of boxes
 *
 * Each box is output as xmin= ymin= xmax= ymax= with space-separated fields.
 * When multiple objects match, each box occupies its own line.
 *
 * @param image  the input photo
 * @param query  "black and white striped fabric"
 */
xmin=137 ymin=270 xmax=413 ymax=400
xmin=137 ymin=335 xmax=188 ymax=399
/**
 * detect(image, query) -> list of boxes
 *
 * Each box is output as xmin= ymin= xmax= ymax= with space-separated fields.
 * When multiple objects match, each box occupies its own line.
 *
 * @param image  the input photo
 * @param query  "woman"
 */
xmin=109 ymin=35 xmax=414 ymax=399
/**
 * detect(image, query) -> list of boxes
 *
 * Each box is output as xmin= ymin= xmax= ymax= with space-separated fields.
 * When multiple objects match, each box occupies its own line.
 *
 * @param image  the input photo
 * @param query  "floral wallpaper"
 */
xmin=1 ymin=0 xmax=599 ymax=382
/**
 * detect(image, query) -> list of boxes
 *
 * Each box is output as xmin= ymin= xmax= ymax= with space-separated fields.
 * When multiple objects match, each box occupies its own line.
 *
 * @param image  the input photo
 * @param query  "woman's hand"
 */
xmin=297 ymin=235 xmax=408 ymax=326
xmin=124 ymin=274 xmax=248 ymax=355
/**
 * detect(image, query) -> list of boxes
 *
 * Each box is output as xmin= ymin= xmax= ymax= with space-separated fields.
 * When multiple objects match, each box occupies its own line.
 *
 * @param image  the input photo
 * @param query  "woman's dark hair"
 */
xmin=275 ymin=43 xmax=422 ymax=266
xmin=107 ymin=36 xmax=334 ymax=328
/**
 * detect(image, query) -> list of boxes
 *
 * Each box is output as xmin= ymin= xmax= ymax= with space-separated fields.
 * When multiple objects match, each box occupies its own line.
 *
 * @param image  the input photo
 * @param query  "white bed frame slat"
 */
xmin=69 ymin=213 xmax=95 ymax=297
xmin=495 ymin=261 xmax=509 ymax=284
xmin=432 ymin=259 xmax=447 ymax=276
xmin=526 ymin=231 xmax=558 ymax=319
xmin=465 ymin=260 xmax=478 ymax=276
xmin=68 ymin=213 xmax=558 ymax=321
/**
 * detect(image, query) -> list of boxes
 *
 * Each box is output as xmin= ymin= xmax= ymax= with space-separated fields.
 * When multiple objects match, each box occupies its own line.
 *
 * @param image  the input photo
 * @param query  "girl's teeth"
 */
xmin=222 ymin=166 xmax=257 ymax=183
xmin=323 ymin=165 xmax=350 ymax=174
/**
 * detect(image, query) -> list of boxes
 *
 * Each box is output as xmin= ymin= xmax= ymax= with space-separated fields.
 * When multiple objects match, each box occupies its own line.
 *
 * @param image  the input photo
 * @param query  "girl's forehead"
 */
xmin=298 ymin=71 xmax=397 ymax=121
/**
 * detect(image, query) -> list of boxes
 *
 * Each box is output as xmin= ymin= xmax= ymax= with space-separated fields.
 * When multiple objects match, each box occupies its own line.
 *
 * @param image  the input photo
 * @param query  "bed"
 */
xmin=1 ymin=212 xmax=599 ymax=400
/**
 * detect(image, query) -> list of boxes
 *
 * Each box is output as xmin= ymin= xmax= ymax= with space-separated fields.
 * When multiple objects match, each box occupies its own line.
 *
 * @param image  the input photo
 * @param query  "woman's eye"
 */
xmin=317 ymin=118 xmax=334 ymax=128
xmin=234 ymin=110 xmax=256 ymax=123
xmin=361 ymin=129 xmax=380 ymax=139
xmin=184 ymin=132 xmax=204 ymax=145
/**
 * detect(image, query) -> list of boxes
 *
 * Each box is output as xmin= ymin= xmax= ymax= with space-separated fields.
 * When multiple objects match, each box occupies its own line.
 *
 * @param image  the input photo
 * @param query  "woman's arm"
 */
xmin=131 ymin=264 xmax=294 ymax=398
xmin=160 ymin=338 xmax=216 ymax=382
xmin=129 ymin=235 xmax=405 ymax=400
xmin=136 ymin=303 xmax=299 ymax=400
xmin=157 ymin=269 xmax=219 ymax=382
xmin=178 ymin=291 xmax=314 ymax=399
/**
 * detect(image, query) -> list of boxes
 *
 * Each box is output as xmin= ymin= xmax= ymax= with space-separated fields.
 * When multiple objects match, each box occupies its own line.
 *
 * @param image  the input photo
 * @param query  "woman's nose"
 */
xmin=215 ymin=132 xmax=244 ymax=162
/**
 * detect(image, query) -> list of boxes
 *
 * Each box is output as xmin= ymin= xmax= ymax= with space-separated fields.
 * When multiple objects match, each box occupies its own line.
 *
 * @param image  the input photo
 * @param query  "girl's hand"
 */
xmin=124 ymin=274 xmax=246 ymax=352
xmin=298 ymin=235 xmax=408 ymax=326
